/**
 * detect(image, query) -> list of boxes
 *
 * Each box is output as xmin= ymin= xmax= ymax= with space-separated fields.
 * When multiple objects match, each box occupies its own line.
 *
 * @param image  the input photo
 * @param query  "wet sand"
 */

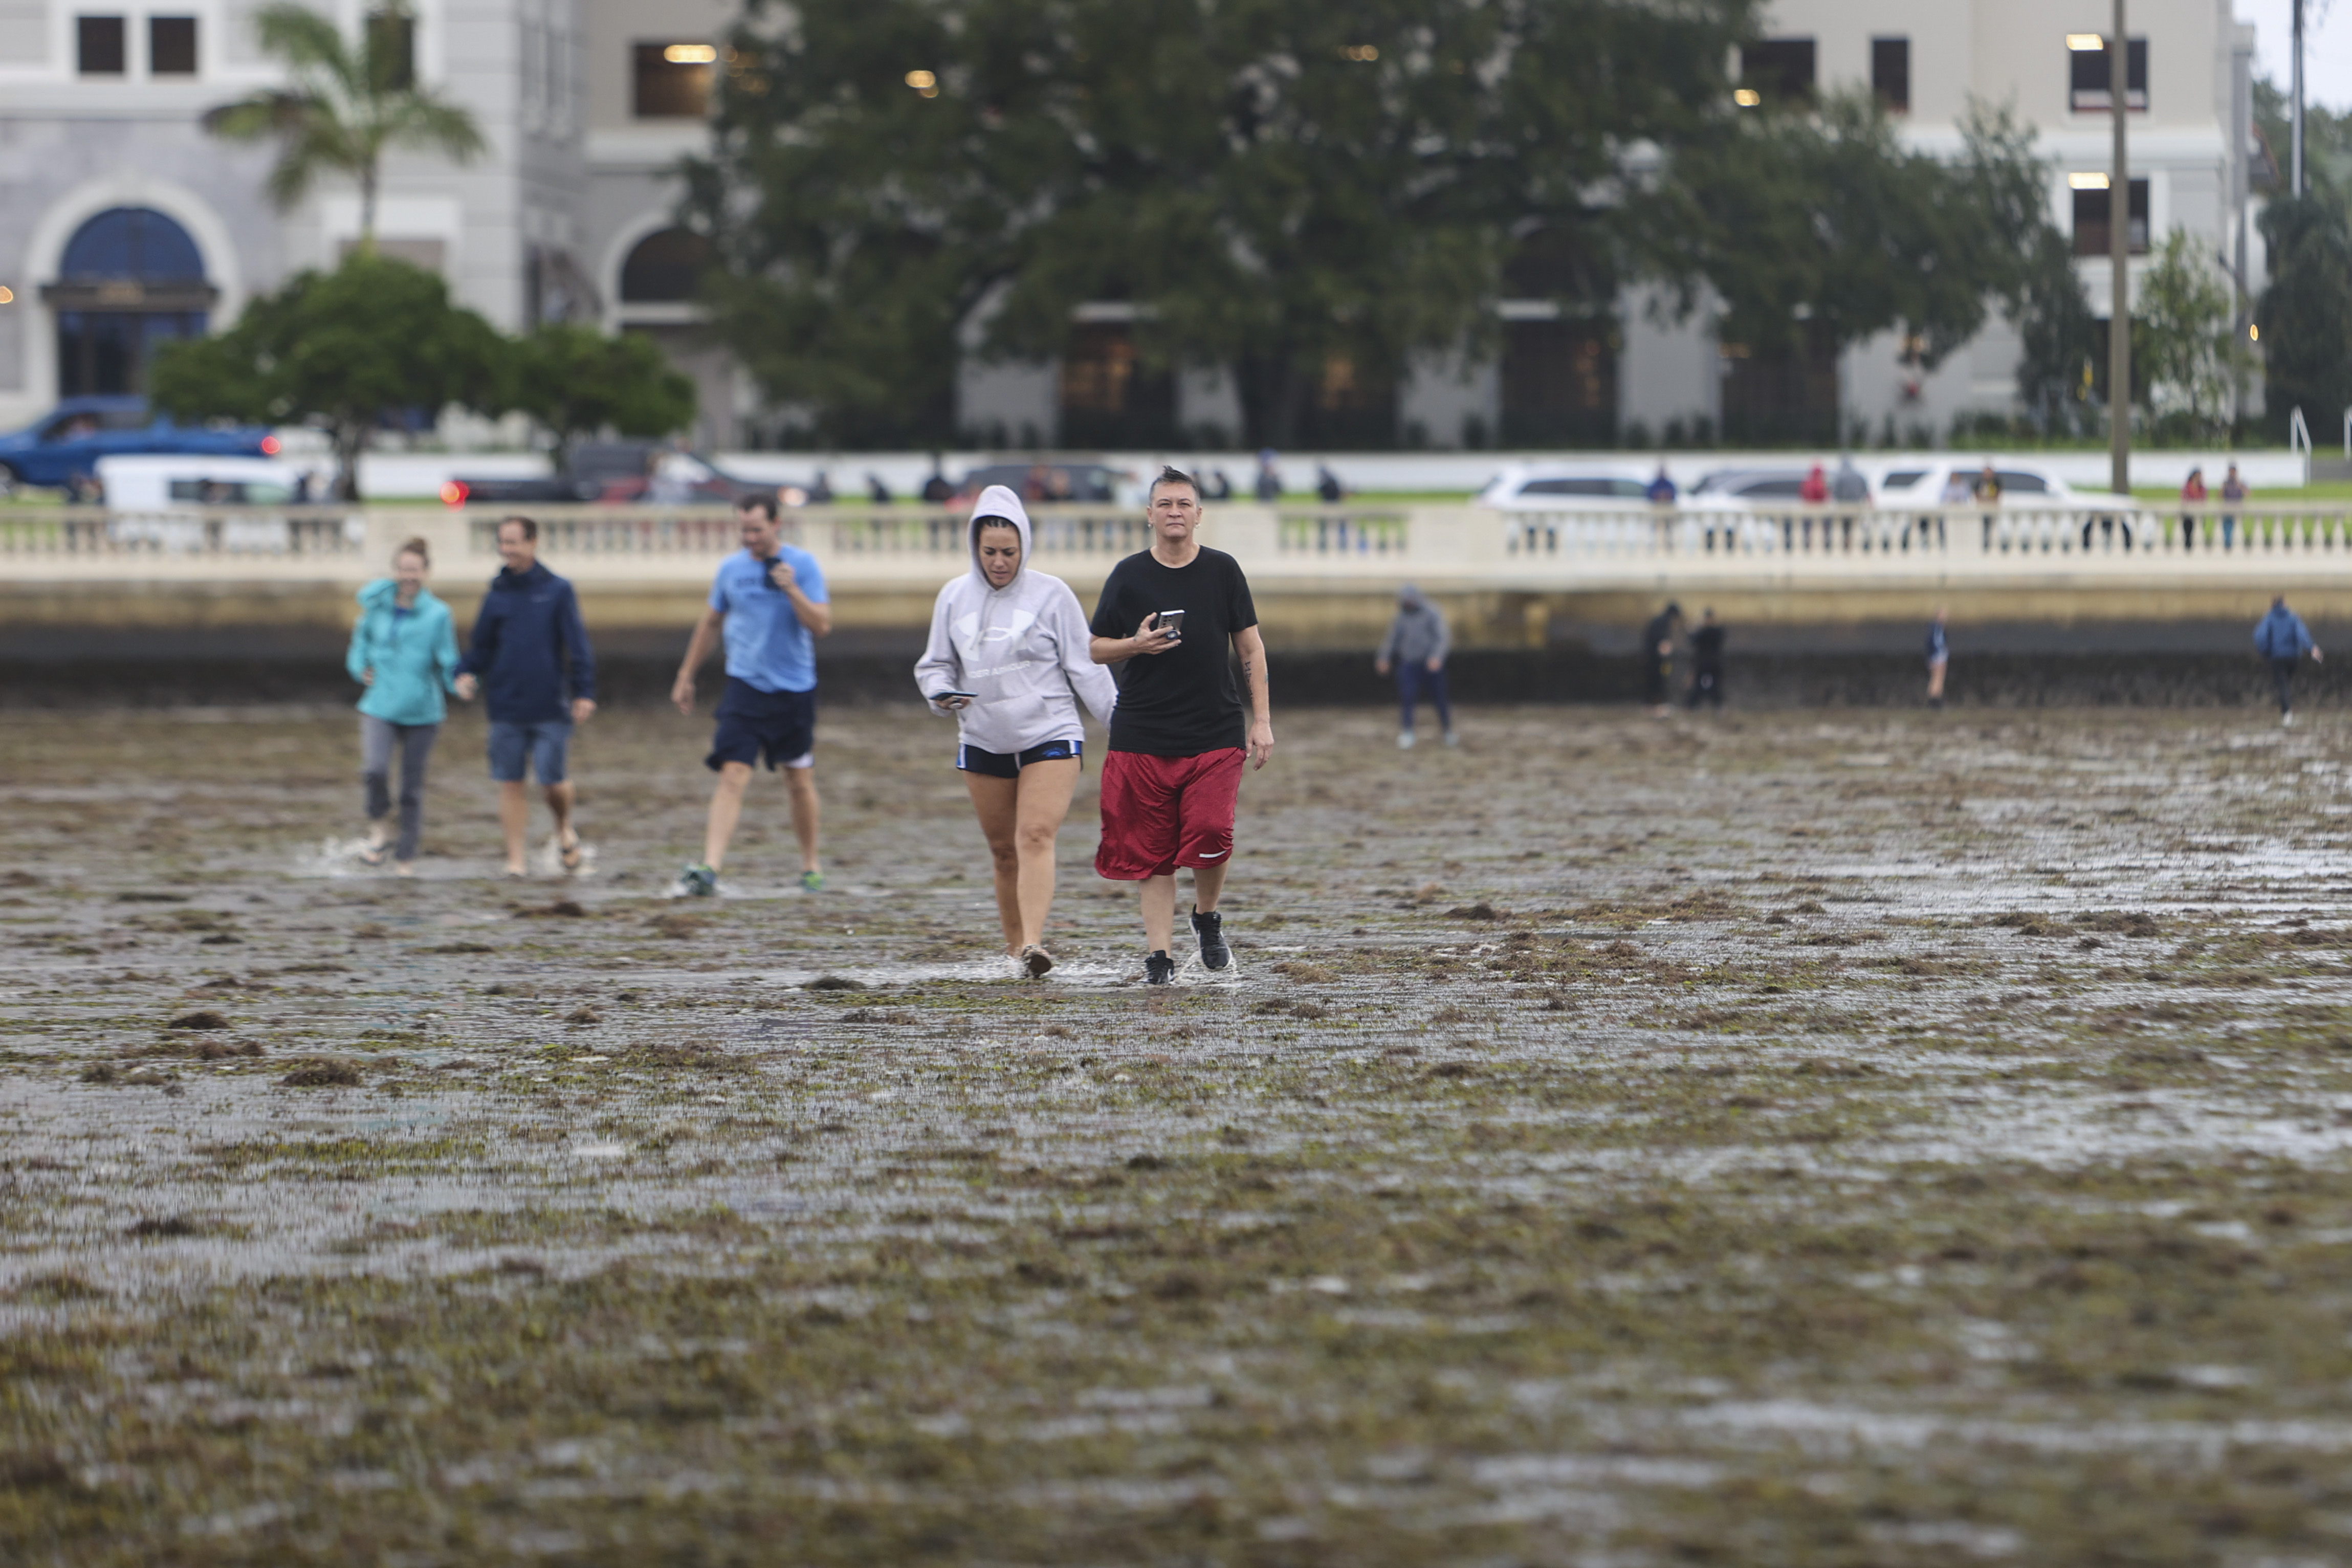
xmin=4 ymin=702 xmax=2351 ymax=1564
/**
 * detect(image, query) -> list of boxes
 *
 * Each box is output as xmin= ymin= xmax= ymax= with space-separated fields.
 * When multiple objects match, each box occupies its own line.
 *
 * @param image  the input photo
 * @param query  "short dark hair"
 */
xmin=971 ymin=515 xmax=1020 ymax=545
xmin=738 ymin=492 xmax=780 ymax=521
xmin=497 ymin=515 xmax=538 ymax=542
xmin=1149 ymin=466 xmax=1199 ymax=501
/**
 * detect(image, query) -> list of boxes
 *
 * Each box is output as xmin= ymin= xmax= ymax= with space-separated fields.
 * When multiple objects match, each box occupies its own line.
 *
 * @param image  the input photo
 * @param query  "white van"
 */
xmin=93 ymin=455 xmax=332 ymax=552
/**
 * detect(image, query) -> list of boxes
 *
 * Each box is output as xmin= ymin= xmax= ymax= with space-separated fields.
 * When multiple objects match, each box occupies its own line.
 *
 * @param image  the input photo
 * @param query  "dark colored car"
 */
xmin=446 ymin=443 xmax=771 ymax=506
xmin=0 ymin=396 xmax=277 ymax=492
xmin=956 ymin=461 xmax=1123 ymax=505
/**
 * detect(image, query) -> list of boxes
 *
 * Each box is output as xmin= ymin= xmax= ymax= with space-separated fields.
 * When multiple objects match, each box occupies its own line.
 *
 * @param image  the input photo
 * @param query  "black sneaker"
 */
xmin=1144 ymin=950 xmax=1177 ymax=985
xmin=1190 ymin=907 xmax=1230 ymax=971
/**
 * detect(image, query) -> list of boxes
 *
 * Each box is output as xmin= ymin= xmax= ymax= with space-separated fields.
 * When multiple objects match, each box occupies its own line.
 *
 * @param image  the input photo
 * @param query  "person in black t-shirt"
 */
xmin=1642 ymin=602 xmax=1681 ymax=716
xmin=1089 ymin=467 xmax=1274 ymax=984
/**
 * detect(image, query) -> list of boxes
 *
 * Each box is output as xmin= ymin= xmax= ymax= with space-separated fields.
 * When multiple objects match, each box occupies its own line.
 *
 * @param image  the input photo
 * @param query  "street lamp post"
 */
xmin=2109 ymin=0 xmax=2131 ymax=497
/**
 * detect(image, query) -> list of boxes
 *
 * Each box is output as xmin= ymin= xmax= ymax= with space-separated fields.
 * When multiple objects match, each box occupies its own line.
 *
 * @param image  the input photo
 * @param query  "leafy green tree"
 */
xmin=503 ymin=325 xmax=699 ymax=473
xmin=2135 ymin=227 xmax=2249 ymax=442
xmin=2011 ymin=230 xmax=2102 ymax=435
xmin=149 ymin=253 xmax=503 ymax=499
xmin=1644 ymin=98 xmax=2058 ymax=399
xmin=2256 ymin=194 xmax=2352 ymax=444
xmin=686 ymin=0 xmax=1761 ymax=448
xmin=202 ymin=2 xmax=483 ymax=244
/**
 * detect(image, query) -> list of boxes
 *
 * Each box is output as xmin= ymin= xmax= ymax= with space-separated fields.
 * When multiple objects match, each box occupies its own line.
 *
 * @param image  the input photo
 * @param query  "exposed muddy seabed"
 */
xmin=4 ymin=702 xmax=2352 ymax=1566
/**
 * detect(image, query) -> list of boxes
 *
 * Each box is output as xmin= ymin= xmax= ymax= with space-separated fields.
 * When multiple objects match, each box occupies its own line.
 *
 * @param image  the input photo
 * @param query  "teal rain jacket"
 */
xmin=346 ymin=578 xmax=461 ymax=725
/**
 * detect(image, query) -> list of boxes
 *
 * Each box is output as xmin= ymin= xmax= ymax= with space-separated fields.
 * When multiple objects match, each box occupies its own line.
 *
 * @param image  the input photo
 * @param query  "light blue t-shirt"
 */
xmin=711 ymin=545 xmax=829 ymax=693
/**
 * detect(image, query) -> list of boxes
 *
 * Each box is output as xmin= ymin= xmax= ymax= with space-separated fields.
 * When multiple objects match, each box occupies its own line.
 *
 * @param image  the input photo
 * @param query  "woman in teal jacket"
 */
xmin=345 ymin=536 xmax=464 ymax=873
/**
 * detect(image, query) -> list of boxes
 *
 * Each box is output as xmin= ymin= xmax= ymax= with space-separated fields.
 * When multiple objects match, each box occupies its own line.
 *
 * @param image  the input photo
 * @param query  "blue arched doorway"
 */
xmin=46 ymin=207 xmax=217 ymax=396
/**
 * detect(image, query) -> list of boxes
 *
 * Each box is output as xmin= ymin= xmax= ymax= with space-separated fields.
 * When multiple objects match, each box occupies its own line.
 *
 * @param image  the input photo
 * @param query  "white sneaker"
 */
xmin=2283 ymin=711 xmax=2296 ymax=728
xmin=1442 ymin=729 xmax=1460 ymax=748
xmin=1397 ymin=731 xmax=1417 ymax=750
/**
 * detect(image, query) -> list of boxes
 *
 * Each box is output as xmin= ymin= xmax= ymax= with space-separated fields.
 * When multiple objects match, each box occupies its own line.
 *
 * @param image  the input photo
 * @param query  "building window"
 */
xmin=619 ymin=228 xmax=712 ymax=303
xmin=77 ymin=15 xmax=125 ymax=74
xmin=1058 ymin=322 xmax=1178 ymax=448
xmin=1740 ymin=38 xmax=1814 ymax=106
xmin=149 ymin=16 xmax=196 ymax=75
xmin=47 ymin=207 xmax=214 ymax=396
xmin=2069 ymin=37 xmax=2146 ymax=112
xmin=2072 ymin=179 xmax=2149 ymax=255
xmin=634 ymin=42 xmax=713 ymax=118
xmin=1872 ymin=37 xmax=1909 ymax=113
xmin=366 ymin=9 xmax=414 ymax=91
xmin=1501 ymin=321 xmax=1617 ymax=448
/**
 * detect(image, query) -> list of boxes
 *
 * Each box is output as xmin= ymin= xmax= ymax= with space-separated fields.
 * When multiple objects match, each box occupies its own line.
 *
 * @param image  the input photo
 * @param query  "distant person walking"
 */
xmin=454 ymin=517 xmax=596 ymax=879
xmin=1253 ymin=449 xmax=1283 ymax=502
xmin=915 ymin=486 xmax=1118 ymax=977
xmin=671 ymin=494 xmax=832 ymax=895
xmin=1645 ymin=463 xmax=1677 ymax=505
xmin=1973 ymin=460 xmax=2003 ymax=550
xmin=2221 ymin=463 xmax=2248 ymax=549
xmin=1830 ymin=453 xmax=1868 ymax=549
xmin=1376 ymin=584 xmax=1455 ymax=749
xmin=1642 ymin=602 xmax=1683 ymax=717
xmin=1090 ymin=467 xmax=1273 ymax=984
xmin=1925 ymin=607 xmax=1950 ymax=710
xmin=1687 ymin=608 xmax=1726 ymax=710
xmin=2179 ymin=467 xmax=2206 ymax=551
xmin=1315 ymin=463 xmax=1345 ymax=504
xmin=345 ymin=536 xmax=460 ymax=875
xmin=1646 ymin=462 xmax=1679 ymax=553
xmin=2254 ymin=595 xmax=2322 ymax=727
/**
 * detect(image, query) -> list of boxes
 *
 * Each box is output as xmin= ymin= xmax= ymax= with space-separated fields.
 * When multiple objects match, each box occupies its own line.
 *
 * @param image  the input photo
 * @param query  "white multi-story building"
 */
xmin=0 ymin=0 xmax=2262 ymax=449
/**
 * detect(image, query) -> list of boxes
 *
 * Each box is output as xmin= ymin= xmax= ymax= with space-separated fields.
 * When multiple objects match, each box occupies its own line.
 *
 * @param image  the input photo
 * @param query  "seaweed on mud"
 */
xmin=10 ymin=706 xmax=2352 ymax=1565
xmin=276 ymin=1058 xmax=363 ymax=1088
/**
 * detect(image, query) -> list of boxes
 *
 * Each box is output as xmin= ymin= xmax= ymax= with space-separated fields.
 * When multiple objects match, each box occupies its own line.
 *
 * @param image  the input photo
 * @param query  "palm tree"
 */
xmin=203 ymin=4 xmax=484 ymax=246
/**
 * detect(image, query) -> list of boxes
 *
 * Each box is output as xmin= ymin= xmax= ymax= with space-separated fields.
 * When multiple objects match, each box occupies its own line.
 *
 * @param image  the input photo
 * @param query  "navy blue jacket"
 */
xmin=2254 ymin=604 xmax=2315 ymax=662
xmin=457 ymin=561 xmax=596 ymax=724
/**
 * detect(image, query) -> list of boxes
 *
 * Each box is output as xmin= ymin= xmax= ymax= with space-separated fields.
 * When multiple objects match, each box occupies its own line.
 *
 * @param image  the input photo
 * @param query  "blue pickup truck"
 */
xmin=0 ymin=396 xmax=277 ymax=493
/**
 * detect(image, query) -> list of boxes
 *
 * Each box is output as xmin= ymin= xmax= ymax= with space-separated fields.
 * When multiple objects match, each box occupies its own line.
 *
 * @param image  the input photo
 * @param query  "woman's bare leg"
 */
xmin=1011 ymin=759 xmax=1082 ymax=950
xmin=963 ymin=772 xmax=1023 ymax=954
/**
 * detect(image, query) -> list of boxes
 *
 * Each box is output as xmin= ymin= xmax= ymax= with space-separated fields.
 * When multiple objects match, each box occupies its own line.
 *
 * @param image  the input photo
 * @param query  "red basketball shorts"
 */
xmin=1093 ymin=747 xmax=1246 ymax=881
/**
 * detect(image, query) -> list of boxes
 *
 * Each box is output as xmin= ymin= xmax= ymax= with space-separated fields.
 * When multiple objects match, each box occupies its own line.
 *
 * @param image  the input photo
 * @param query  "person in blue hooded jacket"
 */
xmin=2254 ymin=595 xmax=2323 ymax=727
xmin=453 ymin=516 xmax=597 ymax=877
xmin=345 ymin=536 xmax=462 ymax=875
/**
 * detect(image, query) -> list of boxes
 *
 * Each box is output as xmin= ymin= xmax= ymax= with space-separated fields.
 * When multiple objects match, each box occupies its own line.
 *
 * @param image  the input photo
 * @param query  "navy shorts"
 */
xmin=488 ymin=719 xmax=571 ymax=784
xmin=708 ymin=678 xmax=816 ymax=771
xmin=956 ymin=738 xmax=1082 ymax=779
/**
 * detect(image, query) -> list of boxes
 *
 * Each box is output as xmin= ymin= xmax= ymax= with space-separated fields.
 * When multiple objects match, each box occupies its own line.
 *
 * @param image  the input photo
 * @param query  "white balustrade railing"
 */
xmin=4 ymin=500 xmax=2350 ymax=588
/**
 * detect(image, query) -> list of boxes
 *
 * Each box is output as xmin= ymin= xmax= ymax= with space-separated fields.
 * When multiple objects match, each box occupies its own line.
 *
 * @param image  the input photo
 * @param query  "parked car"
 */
xmin=0 ymin=396 xmax=278 ymax=494
xmin=92 ymin=455 xmax=333 ymax=553
xmin=1874 ymin=459 xmax=2143 ymax=548
xmin=446 ymin=442 xmax=774 ymax=506
xmin=955 ymin=461 xmax=1124 ymax=505
xmin=1475 ymin=461 xmax=1663 ymax=511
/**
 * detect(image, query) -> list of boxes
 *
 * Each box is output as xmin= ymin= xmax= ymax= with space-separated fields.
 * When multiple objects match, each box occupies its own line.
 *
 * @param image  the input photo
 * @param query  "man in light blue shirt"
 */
xmin=670 ymin=495 xmax=832 ymax=893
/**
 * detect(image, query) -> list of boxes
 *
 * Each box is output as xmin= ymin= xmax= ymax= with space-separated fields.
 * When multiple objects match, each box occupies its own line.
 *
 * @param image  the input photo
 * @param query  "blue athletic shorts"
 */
xmin=708 ymin=678 xmax=816 ymax=771
xmin=956 ymin=738 xmax=1082 ymax=779
xmin=488 ymin=718 xmax=571 ymax=785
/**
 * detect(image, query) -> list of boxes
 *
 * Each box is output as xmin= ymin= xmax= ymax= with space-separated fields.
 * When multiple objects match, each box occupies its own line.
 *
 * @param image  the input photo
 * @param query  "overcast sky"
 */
xmin=2239 ymin=1 xmax=2352 ymax=109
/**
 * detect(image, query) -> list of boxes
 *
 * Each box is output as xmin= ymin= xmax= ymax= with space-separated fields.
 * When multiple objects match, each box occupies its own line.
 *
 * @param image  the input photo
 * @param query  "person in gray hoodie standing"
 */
xmin=916 ymin=484 xmax=1119 ymax=978
xmin=1375 ymin=584 xmax=1455 ymax=749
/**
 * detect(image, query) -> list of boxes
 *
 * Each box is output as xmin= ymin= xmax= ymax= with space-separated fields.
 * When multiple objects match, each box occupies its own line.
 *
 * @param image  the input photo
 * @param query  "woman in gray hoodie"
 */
xmin=915 ymin=485 xmax=1119 ymax=977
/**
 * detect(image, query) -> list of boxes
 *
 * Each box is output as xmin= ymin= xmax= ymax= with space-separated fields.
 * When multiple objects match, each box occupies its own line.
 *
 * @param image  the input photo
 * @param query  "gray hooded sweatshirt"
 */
xmin=1377 ymin=584 xmax=1450 ymax=669
xmin=914 ymin=485 xmax=1118 ymax=754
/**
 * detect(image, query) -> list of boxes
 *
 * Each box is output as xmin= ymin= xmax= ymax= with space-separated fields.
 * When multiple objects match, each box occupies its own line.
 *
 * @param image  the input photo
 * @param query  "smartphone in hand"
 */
xmin=930 ymin=690 xmax=978 ymax=702
xmin=1154 ymin=610 xmax=1185 ymax=640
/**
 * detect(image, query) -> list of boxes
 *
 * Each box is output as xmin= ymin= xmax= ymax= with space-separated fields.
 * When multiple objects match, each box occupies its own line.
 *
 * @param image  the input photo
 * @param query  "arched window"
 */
xmin=48 ymin=207 xmax=215 ymax=397
xmin=58 ymin=207 xmax=207 ymax=283
xmin=619 ymin=227 xmax=711 ymax=304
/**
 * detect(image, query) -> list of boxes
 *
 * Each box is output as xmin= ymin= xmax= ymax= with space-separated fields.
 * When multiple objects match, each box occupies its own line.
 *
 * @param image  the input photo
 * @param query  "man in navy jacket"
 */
xmin=454 ymin=516 xmax=597 ymax=876
xmin=2253 ymin=595 xmax=2323 ymax=728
